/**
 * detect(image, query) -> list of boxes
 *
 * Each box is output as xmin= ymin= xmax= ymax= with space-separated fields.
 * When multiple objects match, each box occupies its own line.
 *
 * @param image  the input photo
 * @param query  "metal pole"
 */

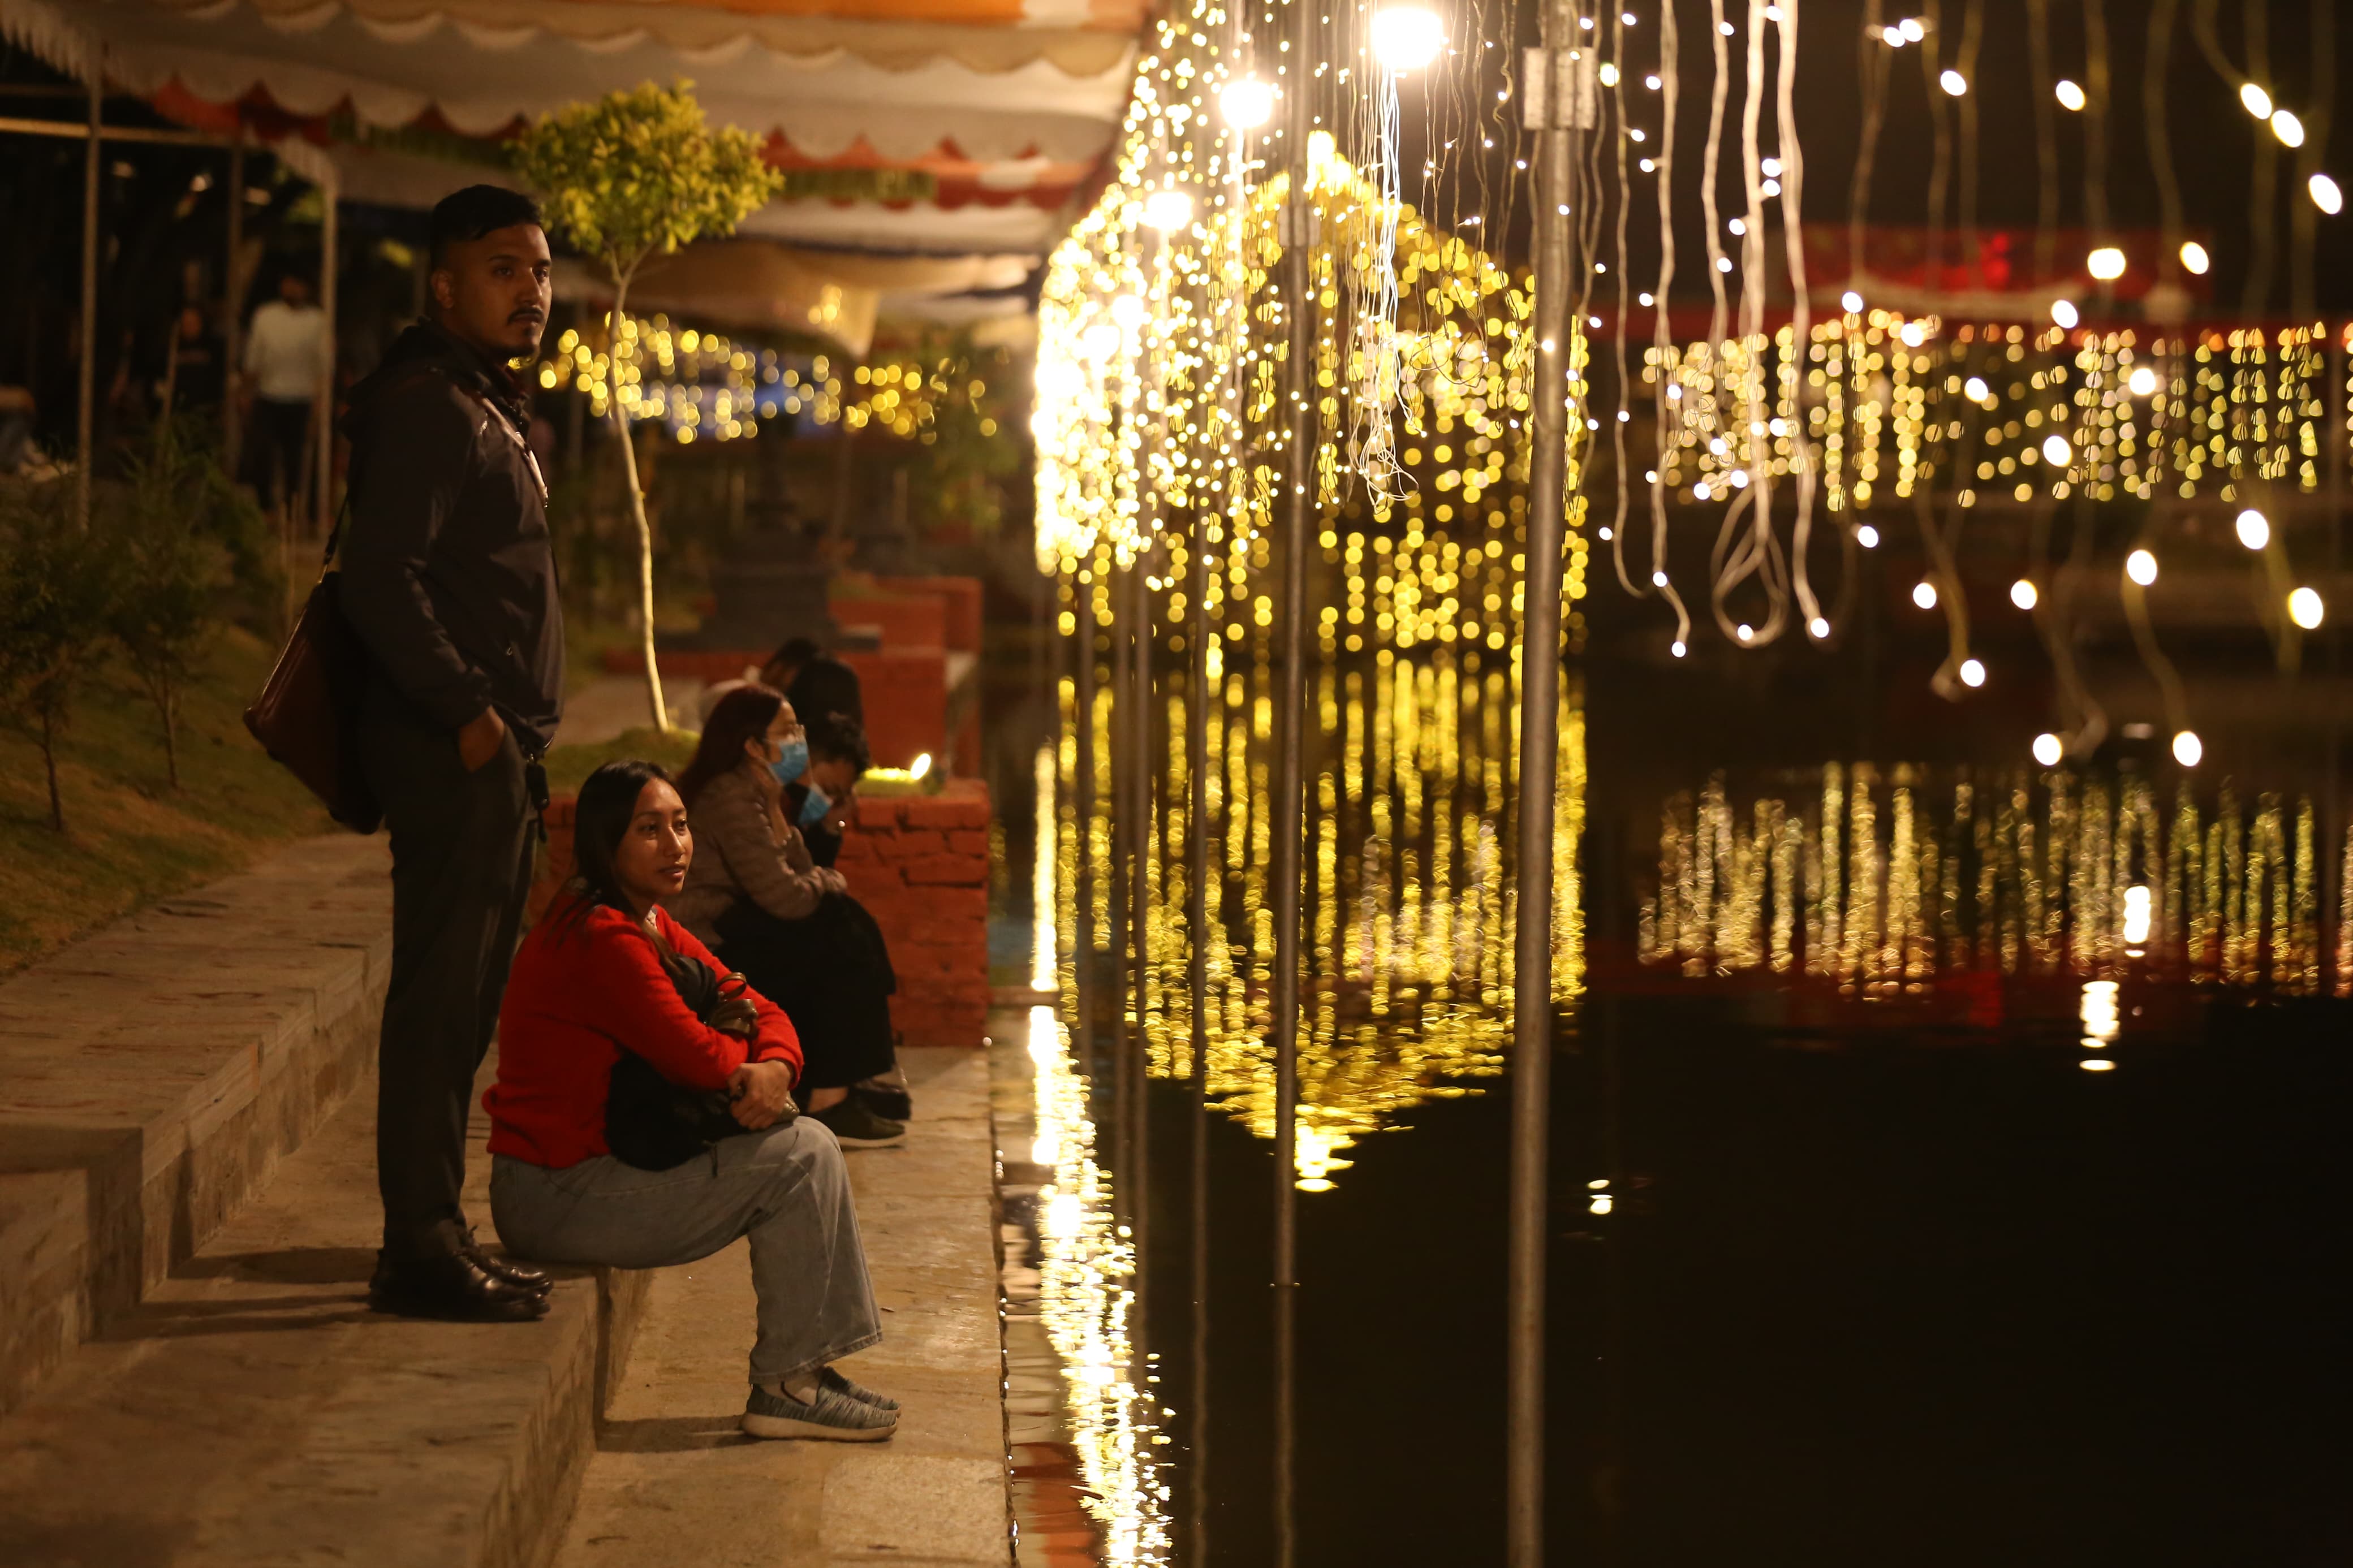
xmin=223 ymin=122 xmax=245 ymax=472
xmin=75 ymin=50 xmax=100 ymax=528
xmin=1269 ymin=1 xmax=1318 ymax=1554
xmin=1510 ymin=3 xmax=1579 ymax=1563
xmin=1111 ymin=555 xmax=1134 ymax=1142
xmin=315 ymin=167 xmax=338 ymax=538
xmin=1187 ymin=532 xmax=1212 ymax=1559
xmin=1128 ymin=545 xmax=1153 ymax=1331
xmin=1075 ymin=572 xmax=1098 ymax=1059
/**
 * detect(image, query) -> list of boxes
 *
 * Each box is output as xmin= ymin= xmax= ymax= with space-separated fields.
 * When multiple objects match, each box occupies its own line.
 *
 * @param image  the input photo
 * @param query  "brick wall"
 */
xmin=834 ymin=780 xmax=992 ymax=1048
xmin=527 ymin=780 xmax=993 ymax=1049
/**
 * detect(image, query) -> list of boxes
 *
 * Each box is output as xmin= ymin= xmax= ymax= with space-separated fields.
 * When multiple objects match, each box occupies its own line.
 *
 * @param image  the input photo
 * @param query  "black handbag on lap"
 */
xmin=604 ymin=943 xmax=786 ymax=1171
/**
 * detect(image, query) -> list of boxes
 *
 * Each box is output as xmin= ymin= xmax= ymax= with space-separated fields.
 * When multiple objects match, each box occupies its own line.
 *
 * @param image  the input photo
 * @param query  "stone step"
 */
xmin=0 ymin=1044 xmax=649 ymax=1567
xmin=0 ymin=834 xmax=394 ymax=1418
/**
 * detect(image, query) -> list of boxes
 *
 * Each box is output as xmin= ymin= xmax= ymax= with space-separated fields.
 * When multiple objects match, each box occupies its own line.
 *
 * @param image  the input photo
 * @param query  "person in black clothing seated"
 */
xmin=672 ymin=688 xmax=910 ymax=1141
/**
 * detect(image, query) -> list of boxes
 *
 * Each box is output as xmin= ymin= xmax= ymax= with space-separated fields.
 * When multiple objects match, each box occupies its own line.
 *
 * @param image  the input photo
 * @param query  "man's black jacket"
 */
xmin=340 ymin=321 xmax=563 ymax=755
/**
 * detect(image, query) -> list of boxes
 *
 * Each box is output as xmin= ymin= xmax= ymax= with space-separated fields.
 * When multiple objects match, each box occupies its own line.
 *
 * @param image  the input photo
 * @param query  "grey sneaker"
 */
xmin=811 ymin=1097 xmax=907 ymax=1148
xmin=822 ymin=1364 xmax=901 ymax=1412
xmin=743 ymin=1380 xmax=899 ymax=1441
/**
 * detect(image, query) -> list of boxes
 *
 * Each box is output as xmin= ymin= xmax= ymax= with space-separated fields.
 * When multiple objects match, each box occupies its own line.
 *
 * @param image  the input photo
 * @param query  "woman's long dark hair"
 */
xmin=552 ymin=759 xmax=676 ymax=939
xmin=676 ymin=685 xmax=785 ymax=806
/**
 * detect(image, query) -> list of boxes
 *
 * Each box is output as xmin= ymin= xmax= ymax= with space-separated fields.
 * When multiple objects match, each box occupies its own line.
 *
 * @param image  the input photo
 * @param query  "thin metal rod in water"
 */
xmin=1268 ymin=6 xmax=1318 ymax=1557
xmin=1510 ymin=4 xmax=1581 ymax=1562
xmin=76 ymin=54 xmax=100 ymax=528
xmin=1128 ymin=548 xmax=1153 ymax=1332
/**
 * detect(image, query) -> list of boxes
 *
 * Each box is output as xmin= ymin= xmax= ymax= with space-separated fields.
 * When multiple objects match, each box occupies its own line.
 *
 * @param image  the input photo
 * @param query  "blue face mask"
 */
xmin=797 ymin=785 xmax=833 ymax=830
xmin=769 ymin=735 xmax=809 ymax=785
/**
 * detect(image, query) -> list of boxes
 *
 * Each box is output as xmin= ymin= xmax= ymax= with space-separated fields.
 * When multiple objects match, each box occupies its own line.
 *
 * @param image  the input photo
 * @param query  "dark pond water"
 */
xmin=982 ymin=638 xmax=2353 ymax=1567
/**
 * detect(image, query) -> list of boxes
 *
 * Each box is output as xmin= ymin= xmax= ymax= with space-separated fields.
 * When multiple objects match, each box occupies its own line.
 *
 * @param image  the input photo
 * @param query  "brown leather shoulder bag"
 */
xmin=243 ymin=513 xmax=382 ymax=834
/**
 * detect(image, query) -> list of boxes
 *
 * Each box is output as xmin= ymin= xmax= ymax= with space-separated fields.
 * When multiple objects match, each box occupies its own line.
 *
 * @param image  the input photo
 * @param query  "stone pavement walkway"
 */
xmin=554 ymin=1046 xmax=1010 ymax=1568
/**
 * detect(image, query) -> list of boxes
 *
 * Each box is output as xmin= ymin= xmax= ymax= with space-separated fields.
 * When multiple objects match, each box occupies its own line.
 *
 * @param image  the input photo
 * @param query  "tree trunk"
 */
xmin=40 ymin=703 xmax=62 ymax=832
xmin=605 ymin=275 xmax=668 ymax=733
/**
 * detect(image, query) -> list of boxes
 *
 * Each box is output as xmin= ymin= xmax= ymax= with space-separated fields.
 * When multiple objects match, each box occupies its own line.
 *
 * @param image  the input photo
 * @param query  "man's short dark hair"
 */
xmin=807 ymin=711 xmax=870 ymax=776
xmin=765 ymin=636 xmax=822 ymax=672
xmin=429 ymin=185 xmax=544 ymax=267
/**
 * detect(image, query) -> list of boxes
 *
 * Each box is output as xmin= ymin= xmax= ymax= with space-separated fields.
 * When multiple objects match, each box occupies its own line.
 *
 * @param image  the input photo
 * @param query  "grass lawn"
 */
xmin=0 ymin=625 xmax=333 ymax=975
xmin=541 ymin=724 xmax=698 ymax=797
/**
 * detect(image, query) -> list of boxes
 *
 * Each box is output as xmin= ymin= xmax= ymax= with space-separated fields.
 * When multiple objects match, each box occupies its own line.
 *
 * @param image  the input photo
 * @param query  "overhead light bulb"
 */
xmin=2179 ymin=240 xmax=2210 ymax=275
xmin=1218 ymin=76 xmax=1275 ymax=129
xmin=1900 ymin=16 xmax=1925 ymax=41
xmin=1841 ymin=290 xmax=1864 ymax=313
xmin=1599 ymin=61 xmax=1620 ymax=86
xmin=2033 ymin=732 xmax=2064 ymax=767
xmin=1670 ymin=639 xmax=1688 ymax=658
xmin=2312 ymin=174 xmax=2344 ymax=216
xmin=1940 ymin=69 xmax=1968 ymax=96
xmin=2126 ymin=548 xmax=2158 ymax=586
xmin=1960 ymin=658 xmax=1986 ymax=688
xmin=1650 ymin=569 xmax=1669 ymax=588
xmin=2290 ymin=586 xmax=2326 ymax=629
xmin=1882 ymin=23 xmax=1906 ymax=45
xmin=1736 ymin=623 xmax=1755 ymax=643
xmin=2042 ymin=433 xmax=2072 ymax=465
xmin=1762 ymin=157 xmax=1783 ymax=177
xmin=2272 ymin=109 xmax=2305 ymax=148
xmin=2235 ymin=508 xmax=2269 ymax=550
xmin=1857 ymin=524 xmax=1880 ymax=548
xmin=2052 ymin=299 xmax=2080 ymax=329
xmin=1912 ymin=580 xmax=1939 ymax=610
xmin=1808 ymin=616 xmax=1830 ymax=638
xmin=2240 ymin=83 xmax=2273 ymax=119
xmin=2172 ymin=729 xmax=2203 ymax=767
xmin=1371 ymin=5 xmax=1446 ymax=71
xmin=2087 ymin=246 xmax=2127 ymax=281
xmin=1110 ymin=292 xmax=1147 ymax=328
xmin=2011 ymin=578 xmax=2039 ymax=610
xmin=2055 ymin=79 xmax=2086 ymax=111
xmin=1964 ymin=375 xmax=1990 ymax=401
xmin=2127 ymin=365 xmax=2159 ymax=396
xmin=1142 ymin=188 xmax=1195 ymax=232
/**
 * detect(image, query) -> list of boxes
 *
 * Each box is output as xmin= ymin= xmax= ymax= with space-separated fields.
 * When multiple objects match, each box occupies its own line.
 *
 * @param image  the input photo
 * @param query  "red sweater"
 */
xmin=485 ymin=900 xmax=802 ymax=1168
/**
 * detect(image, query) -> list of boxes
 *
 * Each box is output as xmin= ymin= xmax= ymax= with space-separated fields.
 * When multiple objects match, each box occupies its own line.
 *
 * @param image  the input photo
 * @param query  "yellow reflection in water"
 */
xmin=1025 ymin=1007 xmax=1170 ymax=1565
xmin=1059 ymin=650 xmax=1584 ymax=1190
xmin=1643 ymin=766 xmax=2326 ymax=992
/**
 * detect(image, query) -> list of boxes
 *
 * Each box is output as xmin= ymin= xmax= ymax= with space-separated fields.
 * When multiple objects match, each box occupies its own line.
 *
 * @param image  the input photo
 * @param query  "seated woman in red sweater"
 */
xmin=486 ymin=759 xmax=898 ymax=1442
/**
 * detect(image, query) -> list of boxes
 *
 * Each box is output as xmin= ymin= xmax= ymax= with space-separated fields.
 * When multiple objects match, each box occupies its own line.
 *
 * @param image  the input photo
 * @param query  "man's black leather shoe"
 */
xmin=460 ymin=1240 xmax=553 ymax=1295
xmin=368 ymin=1250 xmax=550 ymax=1323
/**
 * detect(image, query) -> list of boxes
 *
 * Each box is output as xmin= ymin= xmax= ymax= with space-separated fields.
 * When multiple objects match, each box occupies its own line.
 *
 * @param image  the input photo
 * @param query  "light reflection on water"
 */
xmin=1640 ymin=765 xmax=2335 ymax=994
xmin=1058 ymin=647 xmax=1584 ymax=1187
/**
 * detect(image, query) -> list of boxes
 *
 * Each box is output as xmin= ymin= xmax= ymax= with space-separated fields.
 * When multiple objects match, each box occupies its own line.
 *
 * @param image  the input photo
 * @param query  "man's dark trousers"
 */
xmin=359 ymin=679 xmax=536 ymax=1263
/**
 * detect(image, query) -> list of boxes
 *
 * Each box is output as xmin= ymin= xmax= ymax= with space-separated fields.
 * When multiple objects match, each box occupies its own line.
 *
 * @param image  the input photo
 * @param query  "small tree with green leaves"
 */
xmin=512 ymin=80 xmax=782 ymax=731
xmin=107 ymin=425 xmax=238 ymax=787
xmin=0 ymin=481 xmax=122 ymax=831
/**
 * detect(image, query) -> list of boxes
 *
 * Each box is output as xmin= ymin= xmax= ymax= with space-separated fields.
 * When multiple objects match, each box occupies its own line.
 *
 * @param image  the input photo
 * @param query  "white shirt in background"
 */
xmin=244 ymin=300 xmax=327 ymax=403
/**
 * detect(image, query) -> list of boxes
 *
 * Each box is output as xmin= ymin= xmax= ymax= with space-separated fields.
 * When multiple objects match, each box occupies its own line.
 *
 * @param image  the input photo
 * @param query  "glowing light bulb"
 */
xmin=2312 ymin=174 xmax=2344 ymax=215
xmin=1599 ymin=61 xmax=1619 ymax=86
xmin=2127 ymin=365 xmax=2158 ymax=396
xmin=1650 ymin=569 xmax=1669 ymax=588
xmin=1964 ymin=375 xmax=1990 ymax=402
xmin=1912 ymin=580 xmax=1939 ymax=610
xmin=2055 ymin=79 xmax=2086 ymax=111
xmin=1808 ymin=616 xmax=1830 ymax=638
xmin=2289 ymin=586 xmax=2326 ymax=629
xmin=1110 ymin=292 xmax=1147 ymax=329
xmin=2179 ymin=240 xmax=2210 ymax=274
xmin=1841 ymin=290 xmax=1864 ymax=313
xmin=1146 ymin=188 xmax=1197 ymax=233
xmin=2126 ymin=548 xmax=2158 ymax=586
xmin=1857 ymin=524 xmax=1880 ymax=548
xmin=2172 ymin=729 xmax=2203 ymax=767
xmin=1940 ymin=69 xmax=1968 ymax=96
xmin=2087 ymin=246 xmax=2127 ymax=281
xmin=1371 ymin=5 xmax=1446 ymax=71
xmin=2011 ymin=578 xmax=2039 ymax=610
xmin=910 ymin=751 xmax=933 ymax=779
xmin=2051 ymin=299 xmax=2080 ymax=329
xmin=1882 ymin=24 xmax=1906 ymax=45
xmin=2122 ymin=884 xmax=2152 ymax=945
xmin=1218 ymin=76 xmax=1275 ymax=129
xmin=1670 ymin=639 xmax=1688 ymax=658
xmin=1736 ymin=623 xmax=1755 ymax=643
xmin=2240 ymin=83 xmax=2273 ymax=119
xmin=2236 ymin=508 xmax=2269 ymax=550
xmin=1762 ymin=157 xmax=1783 ymax=177
xmin=2272 ymin=109 xmax=2305 ymax=148
xmin=2080 ymin=1059 xmax=2115 ymax=1072
xmin=1960 ymin=658 xmax=1986 ymax=688
xmin=1900 ymin=16 xmax=1925 ymax=41
xmin=2033 ymin=732 xmax=2064 ymax=767
xmin=2042 ymin=433 xmax=2072 ymax=466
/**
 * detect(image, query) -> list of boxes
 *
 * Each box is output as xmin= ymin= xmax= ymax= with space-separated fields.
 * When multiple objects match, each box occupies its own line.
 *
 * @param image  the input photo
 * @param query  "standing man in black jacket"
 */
xmin=341 ymin=185 xmax=563 ymax=1321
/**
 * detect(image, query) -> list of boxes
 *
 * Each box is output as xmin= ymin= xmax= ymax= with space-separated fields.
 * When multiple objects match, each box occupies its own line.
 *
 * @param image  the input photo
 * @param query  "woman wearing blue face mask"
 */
xmin=673 ymin=686 xmax=906 ymax=1147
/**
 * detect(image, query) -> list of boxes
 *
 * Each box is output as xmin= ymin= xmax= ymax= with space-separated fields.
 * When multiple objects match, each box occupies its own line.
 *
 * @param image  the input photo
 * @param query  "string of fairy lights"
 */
xmin=1033 ymin=0 xmax=2351 ymax=779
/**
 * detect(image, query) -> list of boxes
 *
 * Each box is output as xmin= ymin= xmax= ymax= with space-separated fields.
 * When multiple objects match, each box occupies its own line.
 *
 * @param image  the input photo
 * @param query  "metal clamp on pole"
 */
xmin=1508 ymin=1 xmax=1583 ymax=1564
